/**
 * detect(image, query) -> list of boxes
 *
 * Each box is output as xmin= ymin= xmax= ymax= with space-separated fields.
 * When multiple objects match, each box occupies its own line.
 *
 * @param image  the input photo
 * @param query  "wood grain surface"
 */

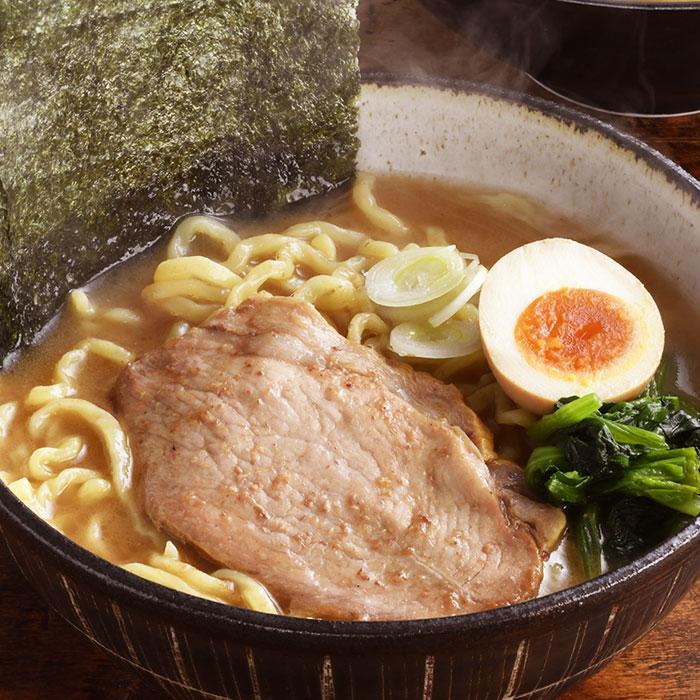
xmin=1 ymin=1 xmax=698 ymax=698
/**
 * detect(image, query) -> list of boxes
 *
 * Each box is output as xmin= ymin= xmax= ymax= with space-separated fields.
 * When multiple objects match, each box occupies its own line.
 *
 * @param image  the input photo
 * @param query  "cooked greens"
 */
xmin=526 ymin=391 xmax=700 ymax=576
xmin=0 ymin=0 xmax=360 ymax=358
xmin=572 ymin=505 xmax=603 ymax=579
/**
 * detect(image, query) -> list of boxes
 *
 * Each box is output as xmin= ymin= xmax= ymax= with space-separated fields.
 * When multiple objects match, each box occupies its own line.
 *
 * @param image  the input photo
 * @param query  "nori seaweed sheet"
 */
xmin=0 ymin=0 xmax=359 ymax=359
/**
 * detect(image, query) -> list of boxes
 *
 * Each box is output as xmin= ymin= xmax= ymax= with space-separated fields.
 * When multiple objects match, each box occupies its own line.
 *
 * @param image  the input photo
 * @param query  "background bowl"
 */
xmin=422 ymin=0 xmax=700 ymax=116
xmin=1 ymin=79 xmax=699 ymax=699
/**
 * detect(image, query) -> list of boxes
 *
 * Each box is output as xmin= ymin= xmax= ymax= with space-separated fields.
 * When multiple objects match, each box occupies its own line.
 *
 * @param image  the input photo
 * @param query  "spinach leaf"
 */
xmin=524 ymin=446 xmax=566 ymax=493
xmin=657 ymin=406 xmax=700 ymax=449
xmin=558 ymin=420 xmax=631 ymax=479
xmin=602 ymin=395 xmax=700 ymax=449
xmin=601 ymin=497 xmax=671 ymax=567
xmin=546 ymin=471 xmax=591 ymax=504
xmin=573 ymin=504 xmax=602 ymax=578
xmin=526 ymin=387 xmax=700 ymax=579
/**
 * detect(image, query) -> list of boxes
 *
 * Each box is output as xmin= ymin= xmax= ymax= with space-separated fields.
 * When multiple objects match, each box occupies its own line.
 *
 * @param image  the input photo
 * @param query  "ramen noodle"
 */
xmin=6 ymin=174 xmax=695 ymax=612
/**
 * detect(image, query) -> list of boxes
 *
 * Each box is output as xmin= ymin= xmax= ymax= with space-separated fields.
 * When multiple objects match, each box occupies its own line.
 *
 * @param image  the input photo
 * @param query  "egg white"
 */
xmin=478 ymin=238 xmax=665 ymax=414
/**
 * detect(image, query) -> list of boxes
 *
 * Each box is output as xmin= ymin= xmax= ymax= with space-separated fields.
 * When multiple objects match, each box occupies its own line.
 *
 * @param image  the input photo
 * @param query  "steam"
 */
xmin=359 ymin=0 xmax=691 ymax=117
xmin=358 ymin=0 xmax=542 ymax=94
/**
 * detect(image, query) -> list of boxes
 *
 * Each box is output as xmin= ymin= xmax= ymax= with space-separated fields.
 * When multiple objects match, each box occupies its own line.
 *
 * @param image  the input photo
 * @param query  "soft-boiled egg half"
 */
xmin=479 ymin=238 xmax=664 ymax=414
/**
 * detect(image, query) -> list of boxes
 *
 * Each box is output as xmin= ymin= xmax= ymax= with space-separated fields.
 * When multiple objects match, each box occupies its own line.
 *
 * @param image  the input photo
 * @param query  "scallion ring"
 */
xmin=365 ymin=246 xmax=466 ymax=308
xmin=389 ymin=318 xmax=481 ymax=359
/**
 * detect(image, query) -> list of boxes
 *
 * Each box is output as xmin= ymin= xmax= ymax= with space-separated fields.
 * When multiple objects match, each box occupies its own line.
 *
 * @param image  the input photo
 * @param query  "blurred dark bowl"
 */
xmin=423 ymin=0 xmax=700 ymax=115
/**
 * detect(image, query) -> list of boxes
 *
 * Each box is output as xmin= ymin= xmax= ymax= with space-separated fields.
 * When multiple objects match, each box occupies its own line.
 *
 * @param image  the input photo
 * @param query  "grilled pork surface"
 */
xmin=116 ymin=297 xmax=564 ymax=620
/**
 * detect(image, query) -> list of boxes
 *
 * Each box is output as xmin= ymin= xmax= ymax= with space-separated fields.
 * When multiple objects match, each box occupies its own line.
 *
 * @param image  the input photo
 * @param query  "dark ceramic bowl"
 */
xmin=423 ymin=0 xmax=700 ymax=115
xmin=1 ymin=79 xmax=699 ymax=699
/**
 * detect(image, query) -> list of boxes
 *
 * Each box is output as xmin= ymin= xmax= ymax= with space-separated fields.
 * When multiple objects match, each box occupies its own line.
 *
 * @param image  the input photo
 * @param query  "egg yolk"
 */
xmin=515 ymin=288 xmax=636 ymax=375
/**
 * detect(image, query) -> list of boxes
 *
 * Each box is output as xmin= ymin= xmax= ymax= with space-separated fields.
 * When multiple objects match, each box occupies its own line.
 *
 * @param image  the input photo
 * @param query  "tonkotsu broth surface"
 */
xmin=1 ymin=174 xmax=698 ymax=613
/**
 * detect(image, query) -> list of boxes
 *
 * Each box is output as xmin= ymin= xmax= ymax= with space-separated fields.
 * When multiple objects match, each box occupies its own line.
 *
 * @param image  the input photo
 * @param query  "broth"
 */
xmin=1 ymin=174 xmax=697 ymax=613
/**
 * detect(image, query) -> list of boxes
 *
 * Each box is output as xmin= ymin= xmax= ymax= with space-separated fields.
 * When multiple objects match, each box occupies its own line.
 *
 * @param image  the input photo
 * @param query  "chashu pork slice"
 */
xmin=116 ymin=297 xmax=561 ymax=620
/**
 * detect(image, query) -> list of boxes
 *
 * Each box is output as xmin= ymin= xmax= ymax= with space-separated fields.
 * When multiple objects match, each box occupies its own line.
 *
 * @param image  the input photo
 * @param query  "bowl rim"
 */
xmin=553 ymin=0 xmax=700 ymax=12
xmin=1 ymin=74 xmax=699 ymax=648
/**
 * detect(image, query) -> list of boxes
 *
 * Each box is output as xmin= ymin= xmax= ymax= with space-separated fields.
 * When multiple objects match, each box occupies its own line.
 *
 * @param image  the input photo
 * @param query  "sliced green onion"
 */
xmin=389 ymin=318 xmax=480 ymax=359
xmin=529 ymin=394 xmax=603 ymax=442
xmin=375 ymin=282 xmax=469 ymax=325
xmin=428 ymin=263 xmax=488 ymax=327
xmin=365 ymin=246 xmax=466 ymax=308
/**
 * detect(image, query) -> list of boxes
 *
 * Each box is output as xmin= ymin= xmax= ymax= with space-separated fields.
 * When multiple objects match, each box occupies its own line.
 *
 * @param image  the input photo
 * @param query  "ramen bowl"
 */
xmin=423 ymin=0 xmax=700 ymax=116
xmin=0 ymin=79 xmax=699 ymax=699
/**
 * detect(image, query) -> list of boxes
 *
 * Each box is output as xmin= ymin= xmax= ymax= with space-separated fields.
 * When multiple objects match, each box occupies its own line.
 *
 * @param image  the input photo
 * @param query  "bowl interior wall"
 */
xmin=358 ymin=82 xmax=700 ymax=304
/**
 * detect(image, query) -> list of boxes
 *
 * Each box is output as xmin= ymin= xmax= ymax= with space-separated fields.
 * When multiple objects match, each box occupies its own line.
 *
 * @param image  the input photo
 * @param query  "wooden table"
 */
xmin=1 ymin=1 xmax=698 ymax=698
